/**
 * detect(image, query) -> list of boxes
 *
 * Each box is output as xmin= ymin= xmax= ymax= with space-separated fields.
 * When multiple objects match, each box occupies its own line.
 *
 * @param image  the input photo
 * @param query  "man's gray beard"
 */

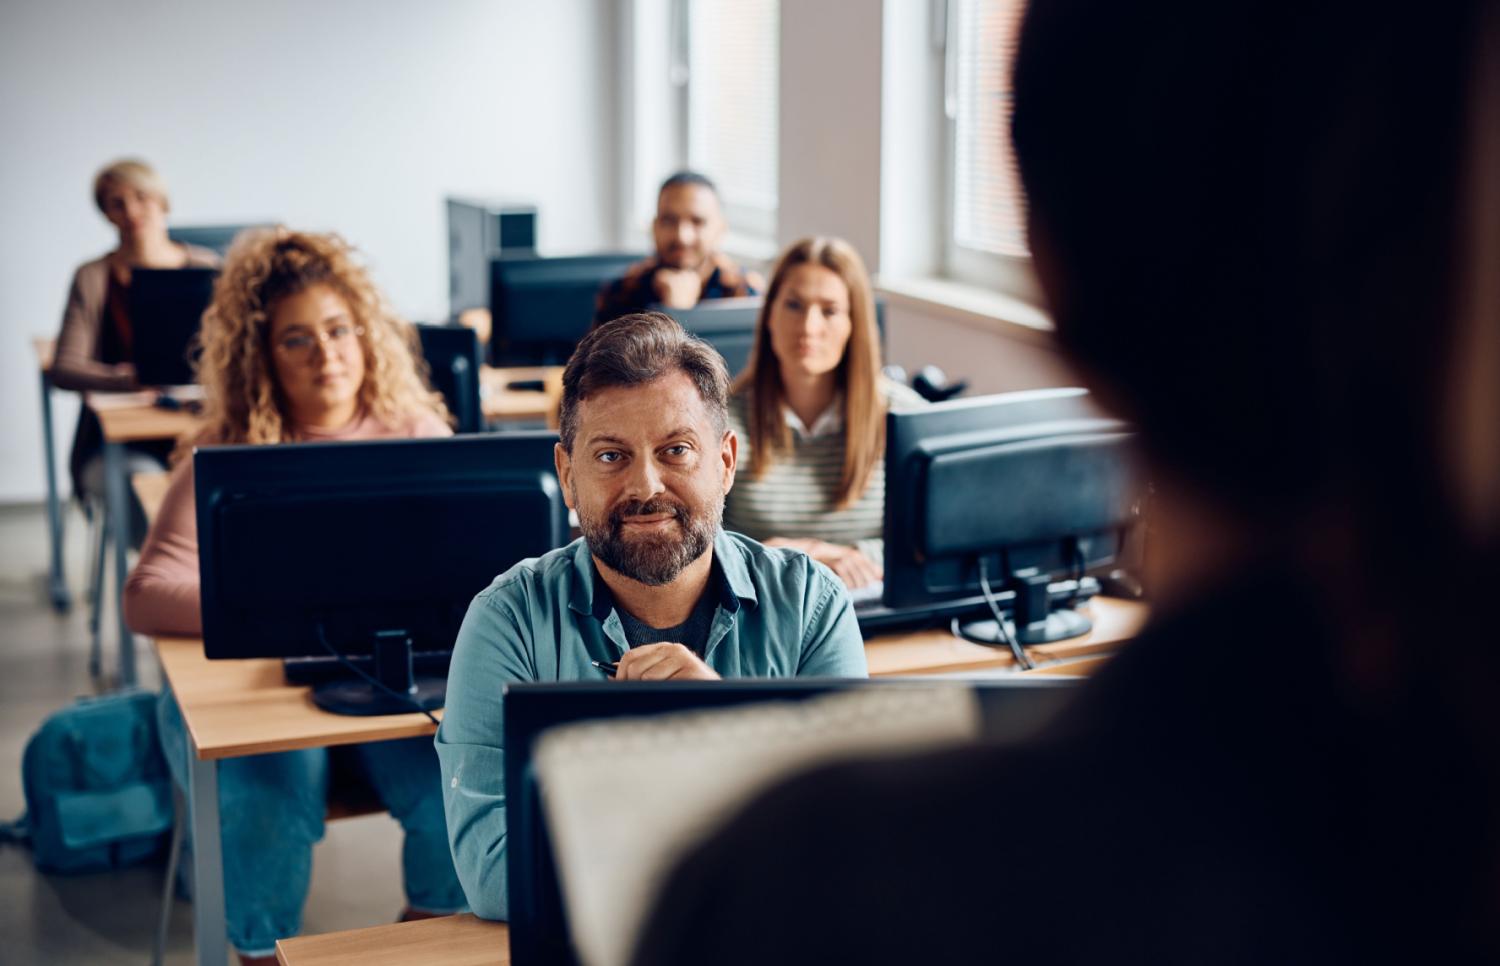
xmin=578 ymin=491 xmax=723 ymax=587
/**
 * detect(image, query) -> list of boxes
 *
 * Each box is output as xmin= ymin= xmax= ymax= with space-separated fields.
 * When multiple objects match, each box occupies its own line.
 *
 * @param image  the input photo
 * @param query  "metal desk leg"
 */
xmin=103 ymin=439 xmax=136 ymax=687
xmin=188 ymin=750 xmax=228 ymax=966
xmin=39 ymin=370 xmax=70 ymax=613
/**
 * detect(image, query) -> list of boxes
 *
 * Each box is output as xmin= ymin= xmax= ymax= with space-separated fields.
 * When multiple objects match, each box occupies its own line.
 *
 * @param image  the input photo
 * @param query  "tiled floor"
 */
xmin=0 ymin=503 xmax=410 ymax=965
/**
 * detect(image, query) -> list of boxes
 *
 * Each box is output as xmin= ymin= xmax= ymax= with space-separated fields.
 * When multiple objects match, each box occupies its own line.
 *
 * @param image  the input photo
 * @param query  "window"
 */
xmin=682 ymin=0 xmax=780 ymax=240
xmin=946 ymin=0 xmax=1033 ymax=293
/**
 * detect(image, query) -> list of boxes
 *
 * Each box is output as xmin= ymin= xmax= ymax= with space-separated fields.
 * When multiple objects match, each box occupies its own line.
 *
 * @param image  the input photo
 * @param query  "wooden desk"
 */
xmin=277 ymin=914 xmax=507 ymax=966
xmin=157 ymin=634 xmax=444 ymax=966
xmin=87 ymin=390 xmax=203 ymax=442
xmin=169 ymin=596 xmax=1143 ymax=965
xmin=271 ymin=600 xmax=1147 ymax=965
xmin=157 ymin=638 xmax=442 ymax=759
xmin=87 ymin=392 xmax=202 ymax=688
xmin=33 ymin=337 xmax=70 ymax=613
xmin=131 ymin=469 xmax=170 ymax=524
xmin=864 ymin=596 xmax=1147 ymax=676
xmin=34 ymin=335 xmax=55 ymax=371
xmin=480 ymin=365 xmax=562 ymax=425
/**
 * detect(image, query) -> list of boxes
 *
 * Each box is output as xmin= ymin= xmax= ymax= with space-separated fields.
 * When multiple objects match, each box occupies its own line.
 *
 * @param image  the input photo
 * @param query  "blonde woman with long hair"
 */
xmin=124 ymin=229 xmax=460 ymax=964
xmin=723 ymin=237 xmax=924 ymax=590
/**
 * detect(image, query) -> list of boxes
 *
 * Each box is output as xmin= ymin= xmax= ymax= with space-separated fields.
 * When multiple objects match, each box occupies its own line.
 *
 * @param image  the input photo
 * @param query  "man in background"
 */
xmin=593 ymin=172 xmax=763 ymax=326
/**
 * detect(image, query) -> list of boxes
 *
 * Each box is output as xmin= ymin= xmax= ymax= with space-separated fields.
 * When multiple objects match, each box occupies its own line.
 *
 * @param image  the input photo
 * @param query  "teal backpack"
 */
xmin=2 ymin=689 xmax=174 ymax=873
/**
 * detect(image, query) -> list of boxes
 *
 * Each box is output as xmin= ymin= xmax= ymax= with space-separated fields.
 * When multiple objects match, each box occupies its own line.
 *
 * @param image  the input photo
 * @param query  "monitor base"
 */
xmin=311 ymin=676 xmax=448 ymax=717
xmin=956 ymin=606 xmax=1093 ymax=648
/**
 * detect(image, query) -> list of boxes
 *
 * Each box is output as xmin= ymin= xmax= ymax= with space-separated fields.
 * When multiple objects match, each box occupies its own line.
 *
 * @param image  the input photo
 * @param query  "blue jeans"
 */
xmin=157 ymin=689 xmax=466 ymax=956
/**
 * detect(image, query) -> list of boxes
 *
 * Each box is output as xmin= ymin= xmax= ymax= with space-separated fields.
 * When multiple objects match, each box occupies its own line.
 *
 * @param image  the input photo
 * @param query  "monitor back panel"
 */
xmin=128 ymin=267 xmax=219 ymax=387
xmin=168 ymin=224 xmax=267 ymax=256
xmin=504 ymin=677 xmax=1078 ymax=966
xmin=195 ymin=434 xmax=567 ymax=660
xmin=883 ymin=389 xmax=1136 ymax=611
xmin=490 ymin=253 xmax=645 ymax=366
xmin=416 ymin=323 xmax=484 ymax=433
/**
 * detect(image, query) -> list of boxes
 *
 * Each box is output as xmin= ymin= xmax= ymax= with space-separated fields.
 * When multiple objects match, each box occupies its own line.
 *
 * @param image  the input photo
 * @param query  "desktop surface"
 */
xmin=87 ymin=391 xmax=205 ymax=443
xmin=153 ymin=636 xmax=443 ymax=760
xmin=276 ymin=914 xmax=507 ymax=966
xmin=153 ymin=596 xmax=1144 ymax=761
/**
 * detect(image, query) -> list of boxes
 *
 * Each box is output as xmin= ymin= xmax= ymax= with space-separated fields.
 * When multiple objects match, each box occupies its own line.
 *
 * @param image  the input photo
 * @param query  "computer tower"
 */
xmin=446 ymin=198 xmax=538 ymax=315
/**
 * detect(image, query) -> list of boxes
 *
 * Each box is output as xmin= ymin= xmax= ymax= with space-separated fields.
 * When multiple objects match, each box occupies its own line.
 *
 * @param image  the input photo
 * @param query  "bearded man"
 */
xmin=436 ymin=311 xmax=868 ymax=920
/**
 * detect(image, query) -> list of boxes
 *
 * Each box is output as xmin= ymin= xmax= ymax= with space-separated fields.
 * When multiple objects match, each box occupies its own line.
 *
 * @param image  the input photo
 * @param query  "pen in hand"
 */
xmin=591 ymin=659 xmax=618 ymax=678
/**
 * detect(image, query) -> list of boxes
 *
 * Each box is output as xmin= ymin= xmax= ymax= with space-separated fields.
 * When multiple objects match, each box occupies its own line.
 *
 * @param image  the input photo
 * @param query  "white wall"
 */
xmin=884 ymin=300 xmax=1083 ymax=395
xmin=0 ymin=0 xmax=617 ymax=503
xmin=777 ymin=2 xmax=883 ymax=261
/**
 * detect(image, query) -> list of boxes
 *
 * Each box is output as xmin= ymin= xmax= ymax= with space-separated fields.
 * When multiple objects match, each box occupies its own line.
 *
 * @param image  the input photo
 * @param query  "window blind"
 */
xmin=687 ymin=0 xmax=780 ymax=217
xmin=953 ymin=0 xmax=1030 ymax=258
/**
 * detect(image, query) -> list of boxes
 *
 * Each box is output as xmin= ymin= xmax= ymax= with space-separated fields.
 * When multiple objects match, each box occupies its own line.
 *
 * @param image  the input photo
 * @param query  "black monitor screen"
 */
xmin=195 ymin=433 xmax=567 ymax=663
xmin=416 ymin=323 xmax=484 ymax=433
xmin=129 ymin=267 xmax=218 ymax=387
xmin=872 ymin=388 xmax=1141 ymax=636
xmin=504 ymin=677 xmax=1077 ymax=966
xmin=490 ymin=253 xmax=645 ymax=366
xmin=666 ymin=297 xmax=762 ymax=378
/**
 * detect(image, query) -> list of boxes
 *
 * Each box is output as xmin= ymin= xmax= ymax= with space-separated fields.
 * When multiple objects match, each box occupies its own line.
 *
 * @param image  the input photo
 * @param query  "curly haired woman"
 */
xmin=123 ymin=228 xmax=463 ymax=964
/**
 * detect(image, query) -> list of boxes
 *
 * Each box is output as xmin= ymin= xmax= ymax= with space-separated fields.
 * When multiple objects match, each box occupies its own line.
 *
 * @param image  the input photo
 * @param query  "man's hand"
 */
xmin=766 ymin=537 xmax=883 ymax=590
xmin=652 ymin=268 xmax=706 ymax=308
xmin=614 ymin=642 xmax=721 ymax=681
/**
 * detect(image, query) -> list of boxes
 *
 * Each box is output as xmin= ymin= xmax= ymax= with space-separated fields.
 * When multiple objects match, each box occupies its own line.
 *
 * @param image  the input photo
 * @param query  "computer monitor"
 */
xmin=668 ymin=297 xmax=889 ymax=378
xmin=446 ymin=198 xmax=538 ymax=316
xmin=167 ymin=224 xmax=269 ymax=255
xmin=667 ymin=297 xmax=762 ymax=377
xmin=865 ymin=388 xmax=1142 ymax=651
xmin=504 ymin=677 xmax=1078 ymax=966
xmin=195 ymin=433 xmax=568 ymax=715
xmin=416 ymin=323 xmax=484 ymax=433
xmin=128 ymin=267 xmax=218 ymax=387
xmin=488 ymin=253 xmax=645 ymax=366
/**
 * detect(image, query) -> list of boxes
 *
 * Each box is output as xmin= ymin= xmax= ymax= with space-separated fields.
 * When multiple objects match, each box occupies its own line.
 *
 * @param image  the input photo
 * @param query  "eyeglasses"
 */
xmin=273 ymin=323 xmax=365 ymax=361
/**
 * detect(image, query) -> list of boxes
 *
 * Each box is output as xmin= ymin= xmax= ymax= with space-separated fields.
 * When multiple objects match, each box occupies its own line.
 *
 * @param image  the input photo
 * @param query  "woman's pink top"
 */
xmin=122 ymin=410 xmax=452 ymax=637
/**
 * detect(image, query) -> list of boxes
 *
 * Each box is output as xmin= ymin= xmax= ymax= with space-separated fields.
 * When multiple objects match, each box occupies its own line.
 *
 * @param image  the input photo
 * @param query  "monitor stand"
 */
xmin=311 ymin=629 xmax=447 ymax=717
xmin=956 ymin=571 xmax=1094 ymax=647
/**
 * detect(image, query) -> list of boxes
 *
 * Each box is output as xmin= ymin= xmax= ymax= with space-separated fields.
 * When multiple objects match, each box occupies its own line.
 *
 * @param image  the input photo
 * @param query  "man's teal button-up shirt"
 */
xmin=435 ymin=529 xmax=868 ymax=920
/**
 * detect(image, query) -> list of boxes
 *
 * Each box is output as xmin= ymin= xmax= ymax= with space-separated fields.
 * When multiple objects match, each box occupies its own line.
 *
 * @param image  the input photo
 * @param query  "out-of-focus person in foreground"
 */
xmin=632 ymin=1 xmax=1500 ymax=962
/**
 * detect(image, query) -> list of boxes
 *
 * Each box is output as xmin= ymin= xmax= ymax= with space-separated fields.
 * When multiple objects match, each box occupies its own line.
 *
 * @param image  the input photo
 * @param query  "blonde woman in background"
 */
xmin=52 ymin=159 xmax=220 ymax=538
xmin=723 ymin=237 xmax=925 ymax=590
xmin=124 ymin=229 xmax=461 ymax=965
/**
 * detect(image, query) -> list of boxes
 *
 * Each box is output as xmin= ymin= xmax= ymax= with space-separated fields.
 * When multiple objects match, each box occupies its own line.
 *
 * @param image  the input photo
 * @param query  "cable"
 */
xmin=315 ymin=625 xmax=441 ymax=727
xmin=978 ymin=557 xmax=1034 ymax=670
xmin=1063 ymin=539 xmax=1087 ymax=610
